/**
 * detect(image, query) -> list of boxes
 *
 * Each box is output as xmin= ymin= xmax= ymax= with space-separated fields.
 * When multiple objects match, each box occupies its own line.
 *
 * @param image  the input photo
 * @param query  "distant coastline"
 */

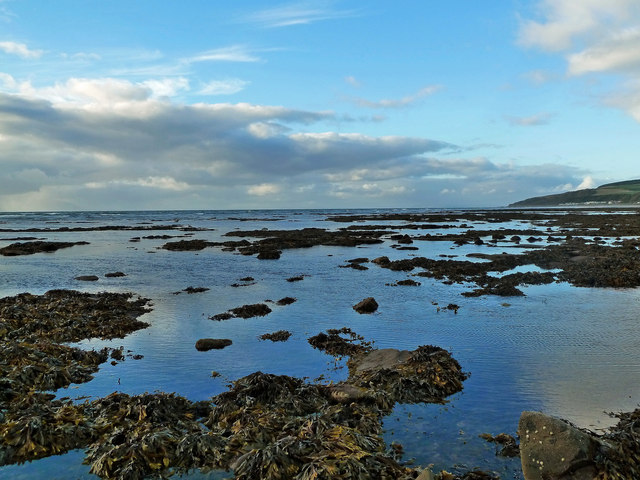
xmin=510 ymin=179 xmax=640 ymax=207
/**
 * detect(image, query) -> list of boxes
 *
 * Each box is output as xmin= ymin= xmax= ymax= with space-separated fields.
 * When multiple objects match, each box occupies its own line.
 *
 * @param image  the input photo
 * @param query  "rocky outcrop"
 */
xmin=518 ymin=411 xmax=602 ymax=479
xmin=353 ymin=297 xmax=378 ymax=313
xmin=0 ymin=241 xmax=89 ymax=256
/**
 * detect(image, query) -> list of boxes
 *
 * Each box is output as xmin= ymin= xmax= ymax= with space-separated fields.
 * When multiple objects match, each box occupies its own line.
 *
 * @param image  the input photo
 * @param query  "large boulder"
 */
xmin=518 ymin=411 xmax=602 ymax=479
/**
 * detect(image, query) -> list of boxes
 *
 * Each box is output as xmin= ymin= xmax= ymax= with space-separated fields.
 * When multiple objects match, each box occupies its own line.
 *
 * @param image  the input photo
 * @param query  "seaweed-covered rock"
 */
xmin=260 ymin=330 xmax=292 ymax=342
xmin=0 ymin=241 xmax=89 ymax=256
xmin=308 ymin=327 xmax=374 ymax=357
xmin=0 ymin=290 xmax=151 ymax=343
xmin=210 ymin=303 xmax=272 ymax=320
xmin=347 ymin=345 xmax=467 ymax=407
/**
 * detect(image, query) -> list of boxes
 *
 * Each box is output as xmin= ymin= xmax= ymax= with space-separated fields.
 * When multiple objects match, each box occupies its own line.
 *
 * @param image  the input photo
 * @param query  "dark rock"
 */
xmin=257 ymin=250 xmax=281 ymax=260
xmin=0 ymin=241 xmax=89 ymax=256
xmin=239 ymin=277 xmax=254 ymax=281
xmin=276 ymin=297 xmax=296 ymax=306
xmin=211 ymin=303 xmax=272 ymax=320
xmin=75 ymin=275 xmax=99 ymax=282
xmin=105 ymin=272 xmax=126 ymax=278
xmin=397 ymin=279 xmax=421 ymax=286
xmin=182 ymin=286 xmax=209 ymax=294
xmin=372 ymin=256 xmax=390 ymax=265
xmin=479 ymin=432 xmax=520 ymax=457
xmin=260 ymin=330 xmax=292 ymax=342
xmin=518 ymin=411 xmax=601 ymax=480
xmin=195 ymin=338 xmax=232 ymax=351
xmin=353 ymin=297 xmax=378 ymax=314
xmin=286 ymin=275 xmax=304 ymax=282
xmin=162 ymin=239 xmax=212 ymax=251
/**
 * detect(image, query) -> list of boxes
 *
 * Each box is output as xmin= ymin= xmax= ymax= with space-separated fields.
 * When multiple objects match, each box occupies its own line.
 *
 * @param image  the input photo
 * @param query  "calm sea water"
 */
xmin=2 ymin=209 xmax=640 ymax=479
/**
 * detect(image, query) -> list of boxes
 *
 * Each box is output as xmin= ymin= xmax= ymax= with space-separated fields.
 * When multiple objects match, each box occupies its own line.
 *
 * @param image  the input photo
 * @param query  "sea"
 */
xmin=2 ymin=209 xmax=640 ymax=479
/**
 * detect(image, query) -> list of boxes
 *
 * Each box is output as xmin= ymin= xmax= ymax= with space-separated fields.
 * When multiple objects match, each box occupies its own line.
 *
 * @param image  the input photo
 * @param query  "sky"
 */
xmin=1 ymin=0 xmax=640 ymax=211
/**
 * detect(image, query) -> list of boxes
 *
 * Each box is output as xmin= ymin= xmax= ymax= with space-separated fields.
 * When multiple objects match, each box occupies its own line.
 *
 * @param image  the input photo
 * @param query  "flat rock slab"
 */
xmin=519 ymin=411 xmax=600 ymax=480
xmin=352 ymin=348 xmax=412 ymax=374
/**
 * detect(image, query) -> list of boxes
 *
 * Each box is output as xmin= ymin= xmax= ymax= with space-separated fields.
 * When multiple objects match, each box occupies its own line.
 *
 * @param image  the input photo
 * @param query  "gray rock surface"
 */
xmin=519 ymin=411 xmax=601 ymax=480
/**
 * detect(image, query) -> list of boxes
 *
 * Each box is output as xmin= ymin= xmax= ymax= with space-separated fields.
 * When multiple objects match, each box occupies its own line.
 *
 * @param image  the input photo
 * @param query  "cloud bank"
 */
xmin=0 ymin=73 xmax=593 ymax=210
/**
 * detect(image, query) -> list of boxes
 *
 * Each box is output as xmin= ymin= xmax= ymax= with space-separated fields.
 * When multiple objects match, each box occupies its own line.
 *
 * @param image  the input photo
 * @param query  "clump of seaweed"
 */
xmin=260 ymin=330 xmax=293 ymax=342
xmin=0 ymin=290 xmax=151 ymax=343
xmin=596 ymin=408 xmax=640 ymax=479
xmin=308 ymin=327 xmax=375 ymax=357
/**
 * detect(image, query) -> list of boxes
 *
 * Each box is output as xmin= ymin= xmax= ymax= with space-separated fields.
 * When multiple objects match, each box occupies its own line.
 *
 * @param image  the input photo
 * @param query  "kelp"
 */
xmin=596 ymin=408 xmax=640 ymax=479
xmin=0 ymin=290 xmax=151 ymax=343
xmin=308 ymin=327 xmax=374 ymax=357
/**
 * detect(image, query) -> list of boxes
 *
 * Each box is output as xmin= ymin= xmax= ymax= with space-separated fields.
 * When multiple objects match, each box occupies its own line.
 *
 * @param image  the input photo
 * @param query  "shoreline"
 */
xmin=2 ymin=207 xmax=640 ymax=479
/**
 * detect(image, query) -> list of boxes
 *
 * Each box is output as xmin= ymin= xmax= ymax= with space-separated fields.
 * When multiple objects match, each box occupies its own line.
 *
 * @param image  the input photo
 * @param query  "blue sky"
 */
xmin=1 ymin=0 xmax=640 ymax=210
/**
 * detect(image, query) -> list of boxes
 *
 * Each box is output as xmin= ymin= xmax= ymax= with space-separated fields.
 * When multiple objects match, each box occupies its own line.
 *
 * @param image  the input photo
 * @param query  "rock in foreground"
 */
xmin=518 ymin=411 xmax=601 ymax=479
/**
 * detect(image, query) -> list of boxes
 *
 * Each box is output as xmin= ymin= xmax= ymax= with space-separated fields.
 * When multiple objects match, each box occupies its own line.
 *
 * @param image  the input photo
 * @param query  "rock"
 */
xmin=0 ymin=241 xmax=89 ymax=256
xmin=353 ymin=297 xmax=378 ymax=314
xmin=260 ymin=330 xmax=292 ymax=342
xmin=257 ymin=250 xmax=281 ymax=260
xmin=276 ymin=297 xmax=296 ymax=306
xmin=519 ymin=411 xmax=601 ymax=480
xmin=195 ymin=338 xmax=232 ymax=351
xmin=75 ymin=275 xmax=99 ymax=281
xmin=326 ymin=384 xmax=371 ymax=403
xmin=415 ymin=469 xmax=435 ymax=480
xmin=105 ymin=272 xmax=126 ymax=277
xmin=372 ymin=256 xmax=390 ymax=265
xmin=351 ymin=348 xmax=412 ymax=374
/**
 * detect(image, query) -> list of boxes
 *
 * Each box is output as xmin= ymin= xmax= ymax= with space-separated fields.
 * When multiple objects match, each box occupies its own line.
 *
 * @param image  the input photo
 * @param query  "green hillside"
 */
xmin=510 ymin=179 xmax=640 ymax=207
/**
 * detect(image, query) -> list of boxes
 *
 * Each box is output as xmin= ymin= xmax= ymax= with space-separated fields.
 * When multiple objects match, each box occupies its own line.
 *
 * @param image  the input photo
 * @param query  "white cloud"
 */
xmin=200 ymin=79 xmax=249 ymax=95
xmin=0 ymin=41 xmax=43 ymax=59
xmin=505 ymin=112 xmax=553 ymax=126
xmin=349 ymin=85 xmax=442 ymax=108
xmin=568 ymin=28 xmax=640 ymax=75
xmin=522 ymin=69 xmax=556 ymax=85
xmin=247 ymin=183 xmax=281 ymax=195
xmin=576 ymin=175 xmax=596 ymax=190
xmin=244 ymin=1 xmax=357 ymax=28
xmin=519 ymin=1 xmax=640 ymax=122
xmin=86 ymin=176 xmax=190 ymax=191
xmin=517 ymin=0 xmax=637 ymax=52
xmin=184 ymin=45 xmax=260 ymax=63
xmin=142 ymin=77 xmax=190 ymax=98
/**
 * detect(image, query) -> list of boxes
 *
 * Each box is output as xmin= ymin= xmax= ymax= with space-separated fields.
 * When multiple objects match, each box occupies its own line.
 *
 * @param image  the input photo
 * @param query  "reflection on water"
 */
xmin=2 ymin=209 xmax=640 ymax=479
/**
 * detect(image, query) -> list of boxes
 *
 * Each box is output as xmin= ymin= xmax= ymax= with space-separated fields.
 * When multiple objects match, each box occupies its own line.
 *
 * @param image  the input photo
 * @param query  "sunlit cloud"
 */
xmin=199 ymin=79 xmax=249 ymax=96
xmin=0 ymin=41 xmax=43 ymax=59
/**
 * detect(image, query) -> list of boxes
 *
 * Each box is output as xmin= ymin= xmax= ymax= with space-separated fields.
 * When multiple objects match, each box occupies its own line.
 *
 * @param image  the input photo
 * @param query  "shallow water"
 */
xmin=2 ymin=209 xmax=640 ymax=479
